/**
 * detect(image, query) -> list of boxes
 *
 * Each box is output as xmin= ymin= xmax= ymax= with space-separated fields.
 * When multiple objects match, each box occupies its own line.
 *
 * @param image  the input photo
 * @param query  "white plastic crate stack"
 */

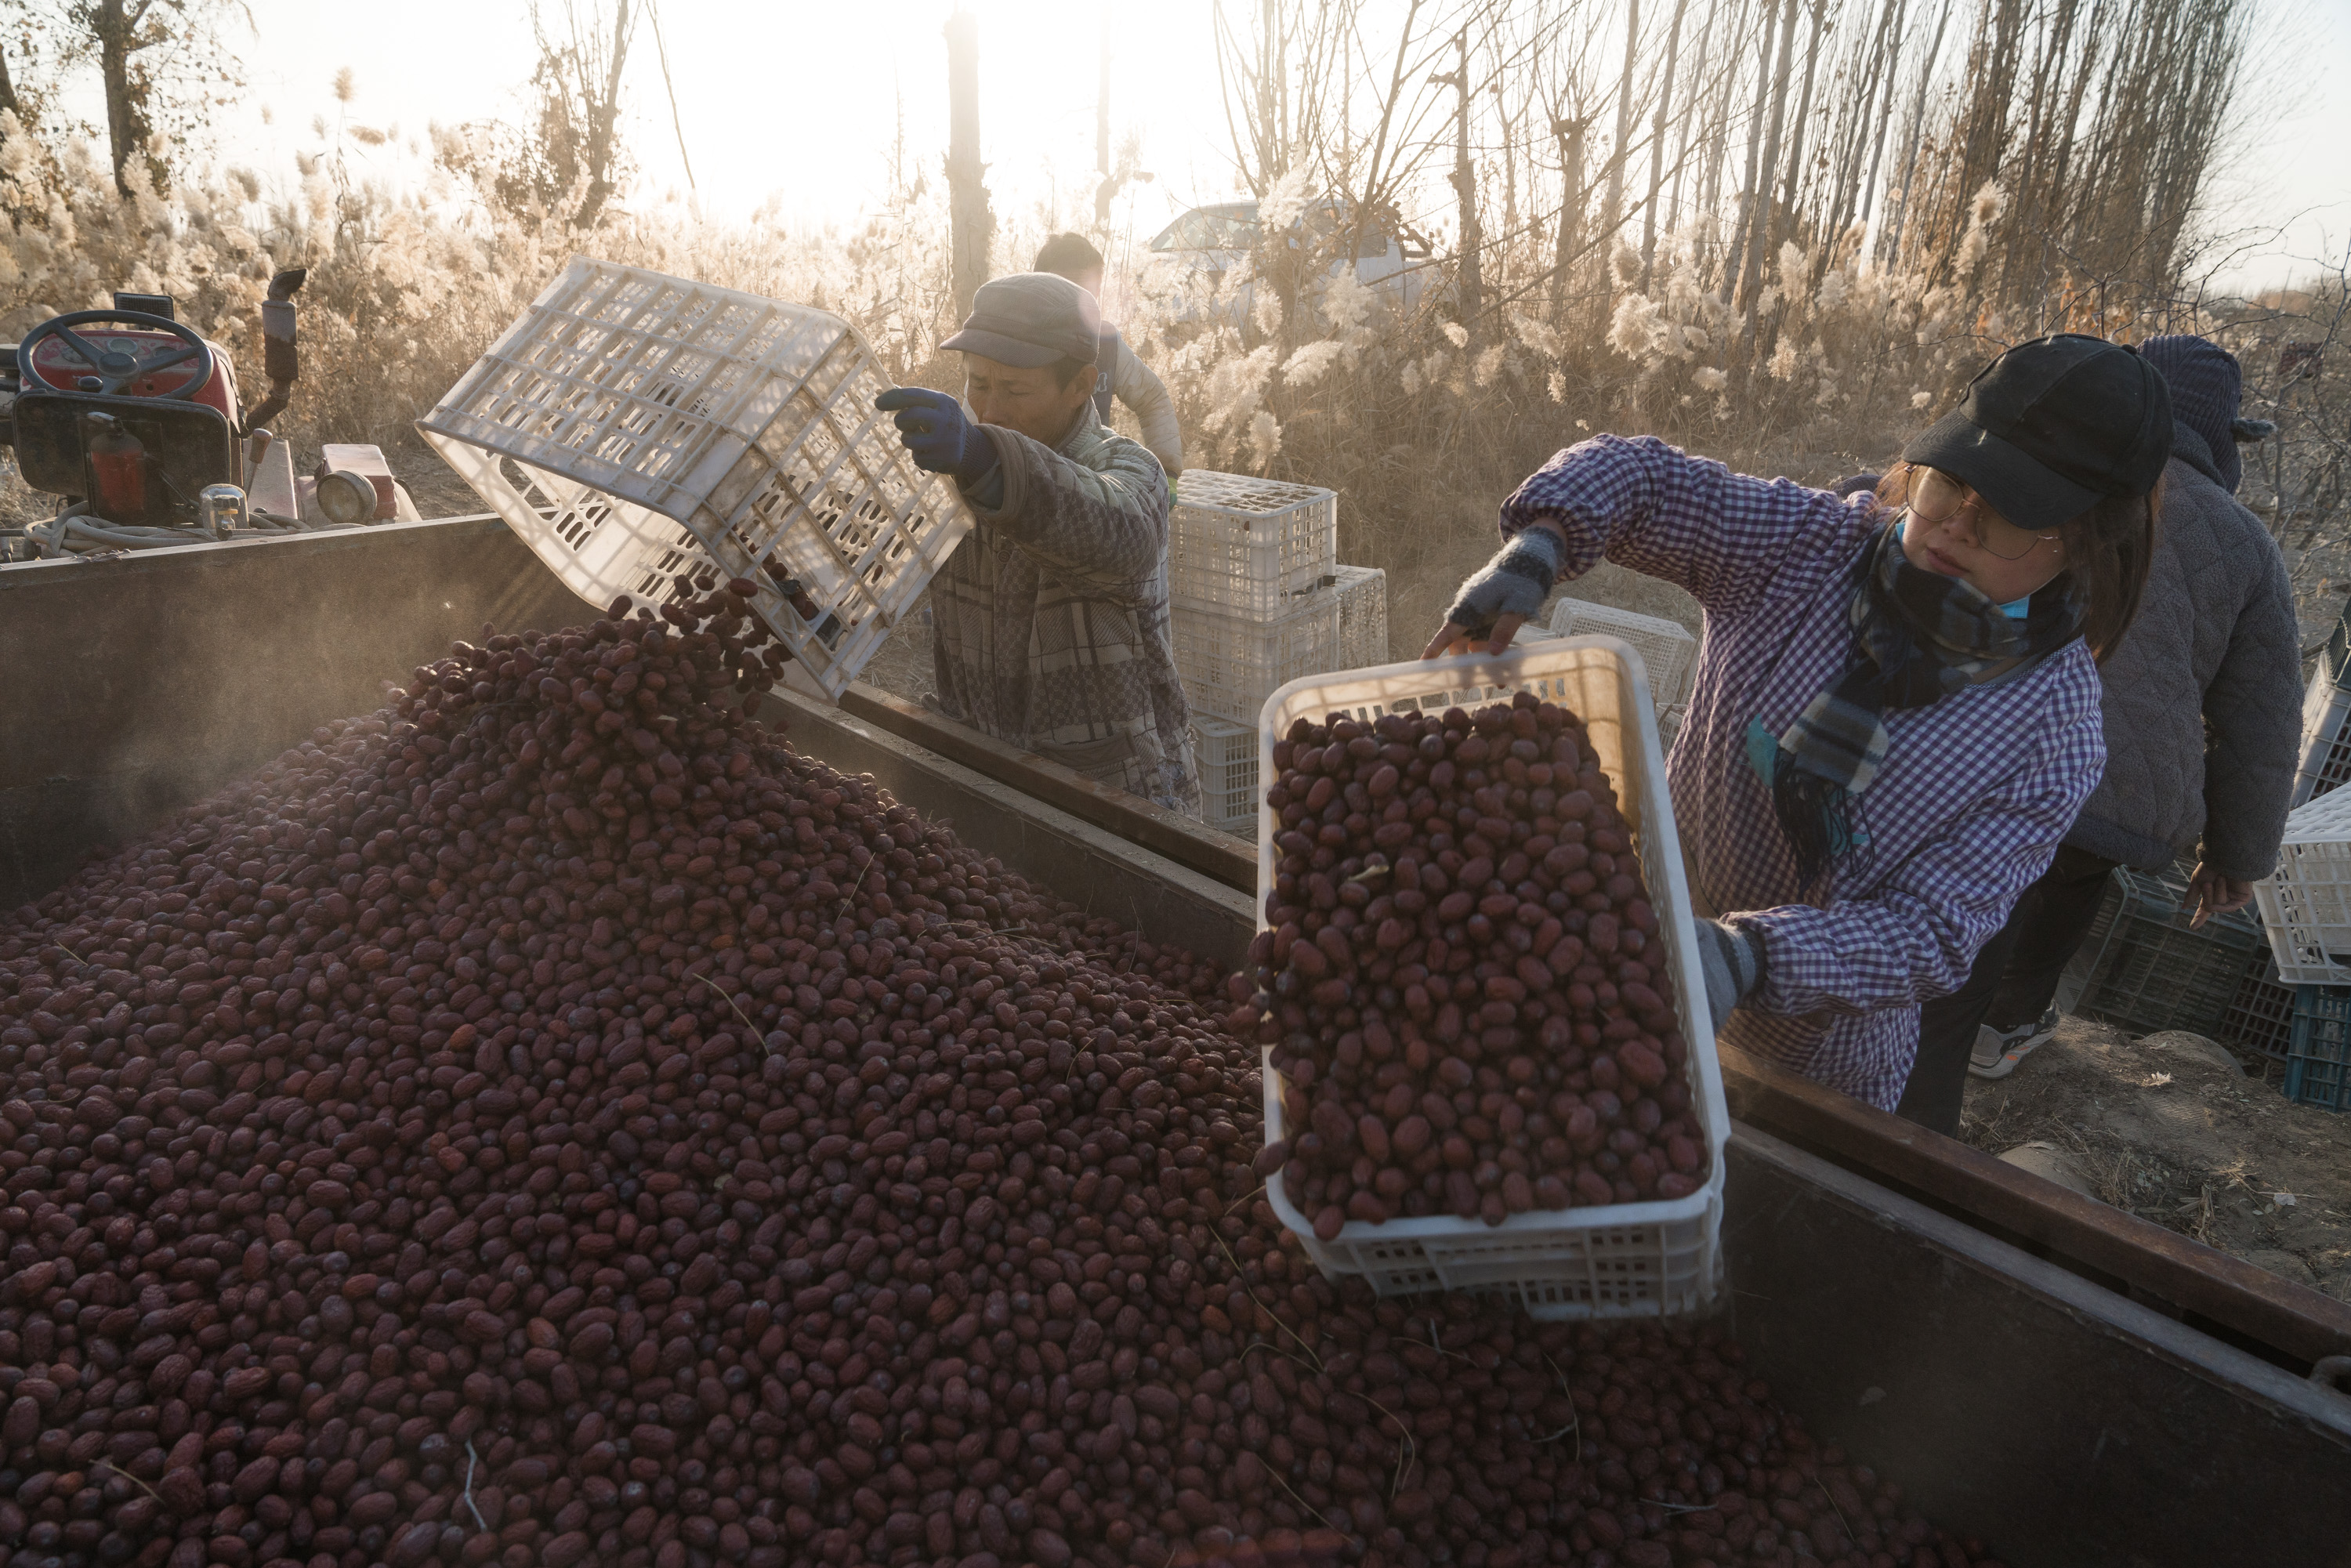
xmin=2292 ymin=613 xmax=2351 ymax=807
xmin=2255 ymin=785 xmax=2351 ymax=983
xmin=1166 ymin=473 xmax=1382 ymax=729
xmin=1256 ymin=639 xmax=1725 ymax=1317
xmin=418 ymin=258 xmax=971 ymax=701
xmin=1189 ymin=717 xmax=1259 ymax=835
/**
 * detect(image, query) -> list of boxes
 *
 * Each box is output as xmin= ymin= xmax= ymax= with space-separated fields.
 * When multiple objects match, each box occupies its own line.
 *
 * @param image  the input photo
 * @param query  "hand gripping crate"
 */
xmin=417 ymin=258 xmax=971 ymax=701
xmin=2074 ymin=865 xmax=2271 ymax=1046
xmin=1549 ymin=598 xmax=1698 ymax=710
xmin=2255 ymin=784 xmax=2351 ymax=984
xmin=1167 ymin=471 xmax=1337 ymax=616
xmin=1172 ymin=591 xmax=1342 ymax=725
xmin=1256 ymin=639 xmax=1726 ymax=1319
xmin=1190 ymin=716 xmax=1259 ymax=837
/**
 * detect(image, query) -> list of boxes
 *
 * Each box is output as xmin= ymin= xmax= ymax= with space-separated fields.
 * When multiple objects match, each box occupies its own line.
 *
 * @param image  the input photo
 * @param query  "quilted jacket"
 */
xmin=2063 ymin=450 xmax=2300 ymax=878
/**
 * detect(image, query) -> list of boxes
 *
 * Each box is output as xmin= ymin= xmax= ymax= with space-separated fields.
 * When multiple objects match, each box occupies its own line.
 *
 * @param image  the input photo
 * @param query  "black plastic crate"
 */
xmin=2284 ymin=986 xmax=2351 ymax=1112
xmin=2222 ymin=944 xmax=2298 ymax=1063
xmin=2075 ymin=866 xmax=2267 ymax=1045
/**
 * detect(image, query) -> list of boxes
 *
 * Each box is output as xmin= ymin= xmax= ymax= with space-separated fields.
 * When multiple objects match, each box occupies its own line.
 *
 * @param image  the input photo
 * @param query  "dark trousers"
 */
xmin=1895 ymin=846 xmax=2119 ymax=1136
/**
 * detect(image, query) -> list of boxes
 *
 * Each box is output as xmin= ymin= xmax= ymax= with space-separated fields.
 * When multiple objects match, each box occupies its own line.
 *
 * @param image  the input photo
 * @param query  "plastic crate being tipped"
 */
xmin=1549 ymin=598 xmax=1698 ymax=709
xmin=2255 ymin=784 xmax=2351 ymax=984
xmin=1167 ymin=471 xmax=1337 ymax=616
xmin=1256 ymin=639 xmax=1723 ymax=1320
xmin=416 ymin=259 xmax=972 ymax=701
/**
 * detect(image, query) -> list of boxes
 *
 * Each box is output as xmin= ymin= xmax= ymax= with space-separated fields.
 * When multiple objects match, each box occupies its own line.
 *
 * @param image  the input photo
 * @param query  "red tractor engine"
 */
xmin=2 ymin=275 xmax=303 ymax=529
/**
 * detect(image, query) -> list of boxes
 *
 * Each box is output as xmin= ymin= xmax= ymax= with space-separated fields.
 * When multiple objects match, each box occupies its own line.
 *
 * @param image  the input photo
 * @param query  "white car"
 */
xmin=1144 ymin=197 xmax=1441 ymax=321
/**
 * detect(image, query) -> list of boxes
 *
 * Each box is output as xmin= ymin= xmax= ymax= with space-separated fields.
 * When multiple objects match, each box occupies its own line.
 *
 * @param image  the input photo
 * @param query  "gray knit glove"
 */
xmin=1694 ymin=918 xmax=1766 ymax=1027
xmin=1441 ymin=528 xmax=1564 ymax=642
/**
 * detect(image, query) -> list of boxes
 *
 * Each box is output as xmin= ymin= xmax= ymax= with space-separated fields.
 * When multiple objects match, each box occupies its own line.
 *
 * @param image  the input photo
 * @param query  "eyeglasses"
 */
xmin=1906 ymin=467 xmax=2061 ymax=561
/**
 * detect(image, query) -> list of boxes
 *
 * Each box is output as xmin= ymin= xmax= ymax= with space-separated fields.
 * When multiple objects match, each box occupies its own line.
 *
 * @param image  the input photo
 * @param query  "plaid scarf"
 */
xmin=1770 ymin=520 xmax=2085 ymax=889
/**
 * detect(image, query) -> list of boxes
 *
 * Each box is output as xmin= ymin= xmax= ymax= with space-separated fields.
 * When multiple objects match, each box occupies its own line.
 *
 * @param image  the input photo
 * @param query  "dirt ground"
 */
xmin=1959 ymin=1016 xmax=2351 ymax=1302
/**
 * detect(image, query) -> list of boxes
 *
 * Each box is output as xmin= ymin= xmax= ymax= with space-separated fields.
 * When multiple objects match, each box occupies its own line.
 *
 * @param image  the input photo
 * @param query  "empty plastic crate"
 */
xmin=1172 ymin=592 xmax=1342 ymax=725
xmin=1549 ymin=598 xmax=1698 ymax=709
xmin=1166 ymin=471 xmax=1337 ymax=616
xmin=2291 ymin=611 xmax=2351 ymax=807
xmin=2224 ymin=947 xmax=2297 ymax=1064
xmin=2254 ymin=784 xmax=2351 ymax=984
xmin=2075 ymin=866 xmax=2268 ymax=1044
xmin=1190 ymin=716 xmax=1259 ymax=836
xmin=1331 ymin=563 xmax=1389 ymax=668
xmin=418 ymin=259 xmax=971 ymax=701
xmin=1256 ymin=639 xmax=1723 ymax=1320
xmin=2284 ymin=986 xmax=2351 ymax=1111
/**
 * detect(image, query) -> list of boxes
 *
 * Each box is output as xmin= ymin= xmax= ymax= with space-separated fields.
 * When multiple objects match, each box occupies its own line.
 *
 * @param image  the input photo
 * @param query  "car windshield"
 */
xmin=1148 ymin=205 xmax=1263 ymax=252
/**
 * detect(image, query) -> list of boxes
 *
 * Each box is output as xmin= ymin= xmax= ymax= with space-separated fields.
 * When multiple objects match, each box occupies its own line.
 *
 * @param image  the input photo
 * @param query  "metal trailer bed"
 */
xmin=4 ymin=515 xmax=2347 ymax=1567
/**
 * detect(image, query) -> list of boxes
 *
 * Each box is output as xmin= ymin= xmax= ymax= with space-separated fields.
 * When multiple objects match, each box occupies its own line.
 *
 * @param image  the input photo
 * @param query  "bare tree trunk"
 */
xmin=571 ymin=0 xmax=634 ymax=228
xmin=1766 ymin=0 xmax=1824 ymax=281
xmin=1446 ymin=28 xmax=1483 ymax=347
xmin=946 ymin=6 xmax=994 ymax=320
xmin=1854 ymin=0 xmax=1907 ymax=247
xmin=1735 ymin=0 xmax=1801 ymax=322
xmin=0 ymin=37 xmax=19 ymax=119
xmin=1639 ymin=0 xmax=1693 ymax=288
xmin=1094 ymin=6 xmax=1114 ymax=220
xmin=1601 ymin=0 xmax=1642 ymax=255
xmin=1881 ymin=0 xmax=1951 ymax=267
xmin=1667 ymin=0 xmax=1722 ymax=264
xmin=1550 ymin=113 xmax=1588 ymax=324
xmin=93 ymin=0 xmax=154 ymax=197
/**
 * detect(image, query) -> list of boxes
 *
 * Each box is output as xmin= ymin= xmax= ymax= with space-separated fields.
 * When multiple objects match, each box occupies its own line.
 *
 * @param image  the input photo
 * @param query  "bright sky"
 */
xmin=45 ymin=0 xmax=2351 ymax=292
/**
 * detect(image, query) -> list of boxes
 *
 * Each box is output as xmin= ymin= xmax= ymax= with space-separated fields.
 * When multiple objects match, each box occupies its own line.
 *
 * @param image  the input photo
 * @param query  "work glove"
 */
xmin=1423 ymin=527 xmax=1564 ymax=657
xmin=875 ymin=388 xmax=997 ymax=487
xmin=1694 ymin=918 xmax=1766 ymax=1028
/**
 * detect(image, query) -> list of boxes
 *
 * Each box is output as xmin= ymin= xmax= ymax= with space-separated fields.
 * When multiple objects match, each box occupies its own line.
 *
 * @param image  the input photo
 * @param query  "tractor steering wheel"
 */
xmin=18 ymin=308 xmax=216 ymax=400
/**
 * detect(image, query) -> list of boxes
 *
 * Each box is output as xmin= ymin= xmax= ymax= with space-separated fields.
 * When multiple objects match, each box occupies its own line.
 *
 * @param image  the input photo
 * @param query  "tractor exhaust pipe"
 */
xmin=239 ymin=267 xmax=308 ymax=437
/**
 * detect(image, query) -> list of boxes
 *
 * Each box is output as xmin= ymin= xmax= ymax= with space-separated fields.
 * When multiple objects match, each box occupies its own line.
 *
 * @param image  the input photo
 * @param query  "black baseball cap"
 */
xmin=940 ymin=273 xmax=1101 ymax=369
xmin=1902 ymin=334 xmax=2172 ymax=531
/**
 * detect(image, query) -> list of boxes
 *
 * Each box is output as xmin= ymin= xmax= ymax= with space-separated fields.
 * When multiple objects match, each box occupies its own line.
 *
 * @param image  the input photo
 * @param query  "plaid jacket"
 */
xmin=929 ymin=412 xmax=1202 ymax=815
xmin=1501 ymin=436 xmax=2106 ymax=1110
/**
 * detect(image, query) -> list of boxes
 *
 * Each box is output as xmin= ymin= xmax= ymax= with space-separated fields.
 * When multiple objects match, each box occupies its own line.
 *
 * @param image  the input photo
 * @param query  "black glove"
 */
xmin=1694 ymin=918 xmax=1765 ymax=1027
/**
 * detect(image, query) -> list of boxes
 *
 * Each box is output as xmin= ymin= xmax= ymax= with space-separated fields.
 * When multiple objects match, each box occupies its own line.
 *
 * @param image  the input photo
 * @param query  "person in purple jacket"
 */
xmin=1423 ymin=335 xmax=2169 ymax=1110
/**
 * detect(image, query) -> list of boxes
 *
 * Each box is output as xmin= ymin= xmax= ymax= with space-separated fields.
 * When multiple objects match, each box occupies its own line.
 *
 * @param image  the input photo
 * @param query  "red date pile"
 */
xmin=1241 ymin=697 xmax=1701 ymax=1238
xmin=0 ymin=591 xmax=2005 ymax=1568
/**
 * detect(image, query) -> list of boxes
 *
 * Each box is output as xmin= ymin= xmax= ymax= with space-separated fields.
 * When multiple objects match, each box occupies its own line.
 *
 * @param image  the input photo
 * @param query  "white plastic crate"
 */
xmin=1190 ymin=716 xmax=1259 ymax=836
xmin=1255 ymin=639 xmax=1726 ymax=1319
xmin=1167 ymin=470 xmax=1337 ymax=616
xmin=418 ymin=259 xmax=971 ymax=701
xmin=2255 ymin=784 xmax=2351 ymax=983
xmin=1331 ymin=563 xmax=1389 ymax=668
xmin=1172 ymin=592 xmax=1342 ymax=725
xmin=1549 ymin=598 xmax=1698 ymax=709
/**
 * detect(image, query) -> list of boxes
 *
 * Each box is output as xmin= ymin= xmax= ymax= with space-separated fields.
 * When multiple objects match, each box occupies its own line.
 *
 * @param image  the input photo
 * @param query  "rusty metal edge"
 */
xmin=1718 ymin=1042 xmax=2351 ymax=1371
xmin=835 ymin=681 xmax=1259 ymax=895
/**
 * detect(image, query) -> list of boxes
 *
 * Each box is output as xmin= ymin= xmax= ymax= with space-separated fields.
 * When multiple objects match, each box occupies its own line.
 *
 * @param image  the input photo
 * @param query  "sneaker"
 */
xmin=1969 ymin=1007 xmax=2060 ymax=1080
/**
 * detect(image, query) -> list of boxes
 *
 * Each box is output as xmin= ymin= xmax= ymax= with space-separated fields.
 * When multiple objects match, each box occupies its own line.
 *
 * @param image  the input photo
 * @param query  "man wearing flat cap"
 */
xmin=877 ymin=274 xmax=1200 ymax=816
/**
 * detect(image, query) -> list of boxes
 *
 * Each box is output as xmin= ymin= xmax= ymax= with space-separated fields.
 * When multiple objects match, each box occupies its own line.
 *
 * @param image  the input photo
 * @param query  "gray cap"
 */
xmin=940 ymin=273 xmax=1101 ymax=368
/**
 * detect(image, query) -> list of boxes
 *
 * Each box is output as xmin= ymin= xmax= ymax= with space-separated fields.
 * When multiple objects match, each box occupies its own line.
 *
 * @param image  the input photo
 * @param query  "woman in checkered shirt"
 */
xmin=1425 ymin=336 xmax=2172 ymax=1110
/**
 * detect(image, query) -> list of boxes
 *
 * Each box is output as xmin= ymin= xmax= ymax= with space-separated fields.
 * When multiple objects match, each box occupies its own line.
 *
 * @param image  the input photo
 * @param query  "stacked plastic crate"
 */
xmin=2252 ymin=784 xmax=2351 ymax=1106
xmin=1168 ymin=473 xmax=1385 ymax=837
xmin=2291 ymin=608 xmax=2351 ymax=807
